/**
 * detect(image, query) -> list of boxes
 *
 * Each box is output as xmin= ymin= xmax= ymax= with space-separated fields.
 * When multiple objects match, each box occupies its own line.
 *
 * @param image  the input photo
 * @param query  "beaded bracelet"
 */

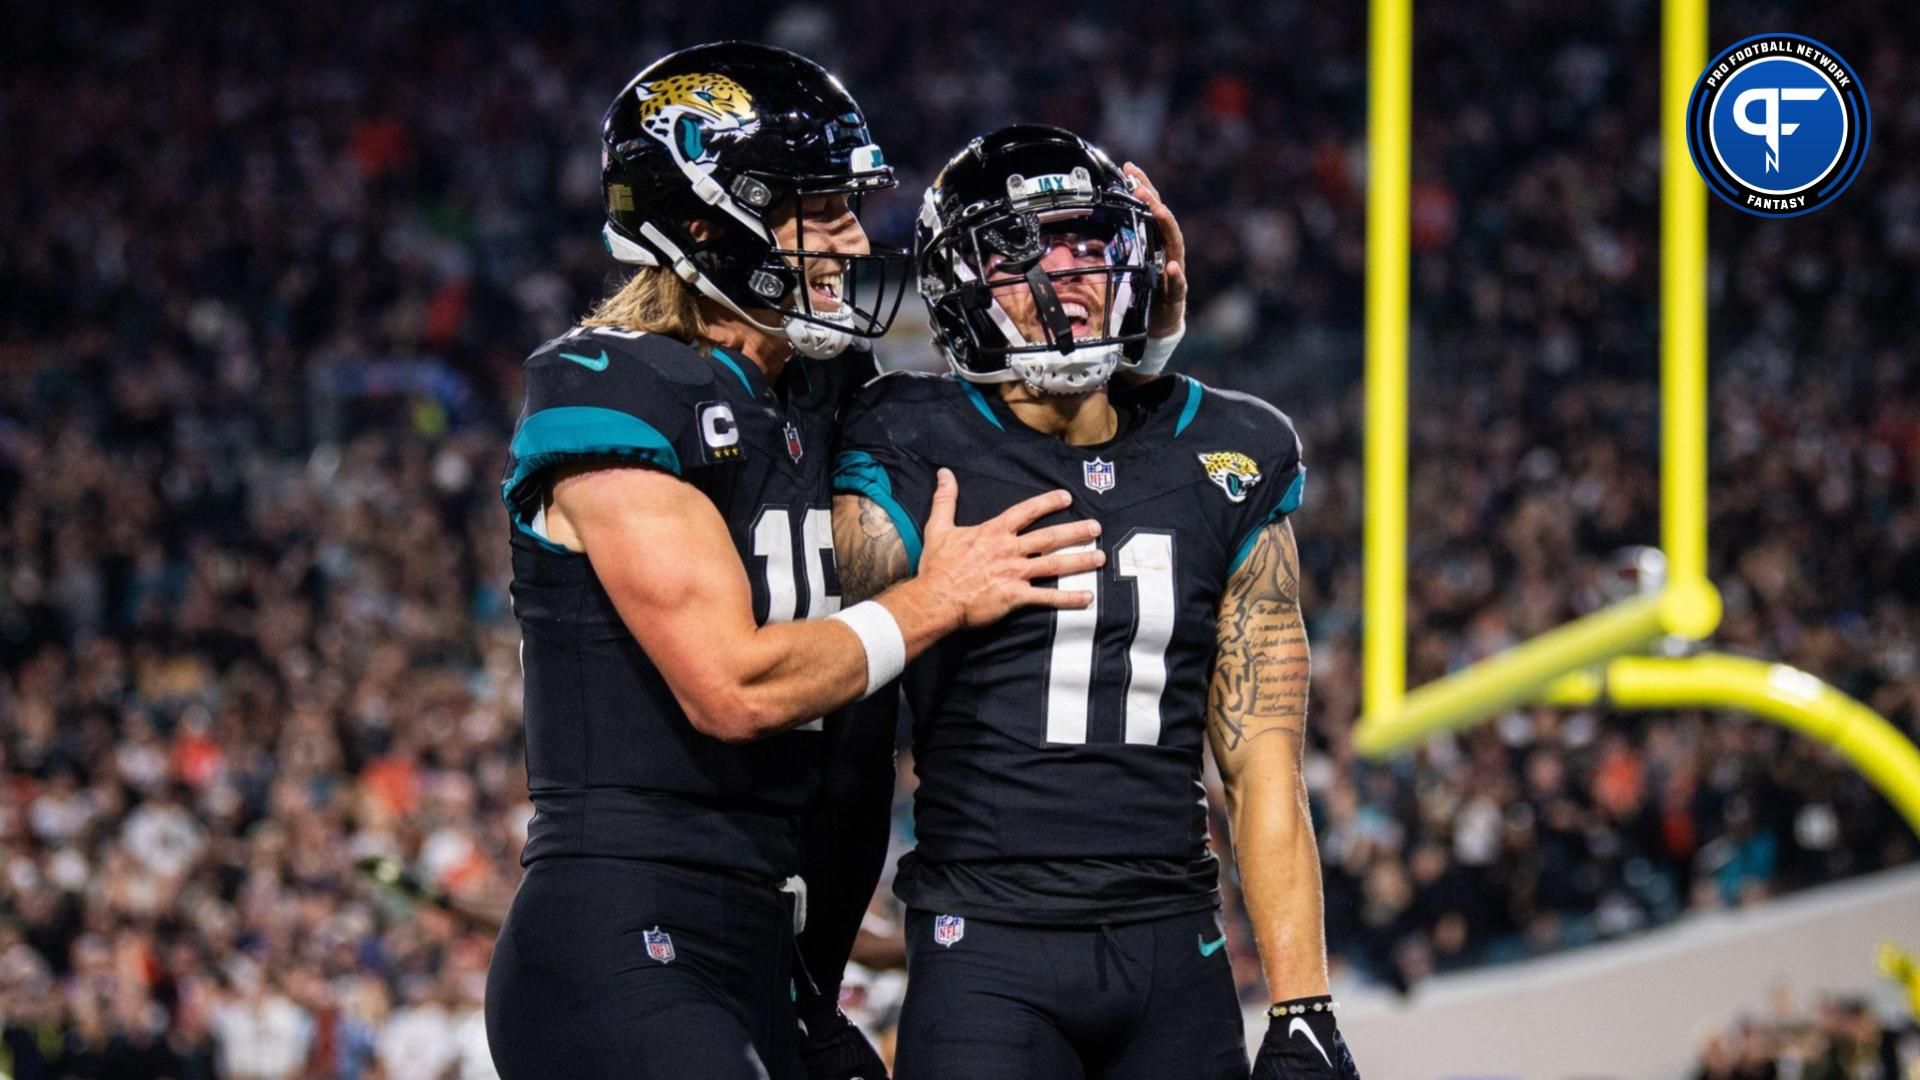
xmin=1266 ymin=998 xmax=1338 ymax=1020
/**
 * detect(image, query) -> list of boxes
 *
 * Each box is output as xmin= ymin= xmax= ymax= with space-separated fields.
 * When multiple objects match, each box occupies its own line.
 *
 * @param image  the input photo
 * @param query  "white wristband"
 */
xmin=1135 ymin=321 xmax=1186 ymax=376
xmin=830 ymin=600 xmax=906 ymax=699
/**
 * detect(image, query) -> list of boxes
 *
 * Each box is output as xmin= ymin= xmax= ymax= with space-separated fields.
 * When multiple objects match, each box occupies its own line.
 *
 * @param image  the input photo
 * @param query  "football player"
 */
xmin=830 ymin=126 xmax=1362 ymax=1079
xmin=484 ymin=51 xmax=1106 ymax=1080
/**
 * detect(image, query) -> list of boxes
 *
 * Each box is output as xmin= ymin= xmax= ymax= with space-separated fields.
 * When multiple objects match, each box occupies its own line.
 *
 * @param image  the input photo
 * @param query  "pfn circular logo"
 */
xmin=1686 ymin=34 xmax=1869 ymax=218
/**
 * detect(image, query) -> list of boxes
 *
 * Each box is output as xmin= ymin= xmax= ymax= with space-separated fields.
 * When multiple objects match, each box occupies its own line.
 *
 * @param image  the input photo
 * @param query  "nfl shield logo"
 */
xmin=784 ymin=422 xmax=805 ymax=463
xmin=1083 ymin=457 xmax=1115 ymax=493
xmin=933 ymin=914 xmax=965 ymax=948
xmin=643 ymin=926 xmax=675 ymax=964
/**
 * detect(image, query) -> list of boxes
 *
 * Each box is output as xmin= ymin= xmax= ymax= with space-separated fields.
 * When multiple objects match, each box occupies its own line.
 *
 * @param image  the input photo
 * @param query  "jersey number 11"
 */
xmin=1046 ymin=532 xmax=1175 ymax=747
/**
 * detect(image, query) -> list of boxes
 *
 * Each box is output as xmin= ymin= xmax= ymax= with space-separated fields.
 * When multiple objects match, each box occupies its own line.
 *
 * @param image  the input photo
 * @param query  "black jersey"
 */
xmin=832 ymin=372 xmax=1304 ymax=925
xmin=501 ymin=326 xmax=865 ymax=880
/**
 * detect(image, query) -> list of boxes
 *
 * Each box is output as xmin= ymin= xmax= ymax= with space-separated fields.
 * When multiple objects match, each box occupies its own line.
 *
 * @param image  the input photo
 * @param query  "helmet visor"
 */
xmin=961 ymin=204 xmax=1155 ymax=351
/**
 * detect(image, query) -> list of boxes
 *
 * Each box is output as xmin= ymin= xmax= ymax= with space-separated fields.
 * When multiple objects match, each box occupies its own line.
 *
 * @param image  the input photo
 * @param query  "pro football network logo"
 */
xmin=1083 ymin=457 xmax=1115 ymax=493
xmin=933 ymin=914 xmax=965 ymax=948
xmin=1686 ymin=34 xmax=1869 ymax=218
xmin=643 ymin=926 xmax=675 ymax=964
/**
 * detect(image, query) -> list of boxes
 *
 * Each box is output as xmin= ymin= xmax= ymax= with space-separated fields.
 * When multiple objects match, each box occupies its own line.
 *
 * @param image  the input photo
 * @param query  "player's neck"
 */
xmin=998 ymin=384 xmax=1118 ymax=446
xmin=702 ymin=310 xmax=794 ymax=384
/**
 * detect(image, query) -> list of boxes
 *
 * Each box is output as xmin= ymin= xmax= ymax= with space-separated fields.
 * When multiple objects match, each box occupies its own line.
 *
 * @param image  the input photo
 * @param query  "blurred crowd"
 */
xmin=4 ymin=0 xmax=1920 ymax=1075
xmin=1694 ymin=995 xmax=1919 ymax=1080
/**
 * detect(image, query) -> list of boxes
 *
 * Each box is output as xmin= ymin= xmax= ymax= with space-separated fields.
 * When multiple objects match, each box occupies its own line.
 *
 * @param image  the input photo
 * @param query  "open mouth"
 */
xmin=806 ymin=269 xmax=844 ymax=313
xmin=1060 ymin=299 xmax=1095 ymax=337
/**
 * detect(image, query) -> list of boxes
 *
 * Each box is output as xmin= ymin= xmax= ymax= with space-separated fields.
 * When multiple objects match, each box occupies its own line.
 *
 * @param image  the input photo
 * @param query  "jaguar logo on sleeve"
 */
xmin=1197 ymin=451 xmax=1263 ymax=503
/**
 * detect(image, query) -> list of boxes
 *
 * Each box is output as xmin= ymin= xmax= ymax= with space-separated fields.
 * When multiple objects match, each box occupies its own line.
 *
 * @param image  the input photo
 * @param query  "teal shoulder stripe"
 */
xmin=711 ymin=349 xmax=754 ymax=394
xmin=1227 ymin=468 xmax=1308 ymax=576
xmin=508 ymin=405 xmax=681 ymax=475
xmin=956 ymin=378 xmax=1005 ymax=431
xmin=500 ymin=406 xmax=682 ymax=552
xmin=1277 ymin=466 xmax=1306 ymax=515
xmin=832 ymin=450 xmax=924 ymax=572
xmin=1175 ymin=376 xmax=1204 ymax=437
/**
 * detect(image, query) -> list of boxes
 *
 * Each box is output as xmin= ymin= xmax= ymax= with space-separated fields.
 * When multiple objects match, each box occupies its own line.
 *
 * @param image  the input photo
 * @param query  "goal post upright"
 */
xmin=1362 ymin=0 xmax=1412 ymax=723
xmin=1352 ymin=0 xmax=1920 ymax=836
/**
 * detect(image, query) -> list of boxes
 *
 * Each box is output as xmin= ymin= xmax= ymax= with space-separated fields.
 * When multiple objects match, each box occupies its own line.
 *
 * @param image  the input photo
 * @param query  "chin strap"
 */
xmin=784 ymin=308 xmax=858 ymax=359
xmin=1005 ymin=343 xmax=1122 ymax=395
xmin=606 ymin=223 xmax=857 ymax=359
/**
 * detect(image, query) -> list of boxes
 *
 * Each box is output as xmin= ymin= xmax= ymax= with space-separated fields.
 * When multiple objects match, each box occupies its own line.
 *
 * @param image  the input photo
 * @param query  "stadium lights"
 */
xmin=1354 ymin=0 xmax=1920 ymax=838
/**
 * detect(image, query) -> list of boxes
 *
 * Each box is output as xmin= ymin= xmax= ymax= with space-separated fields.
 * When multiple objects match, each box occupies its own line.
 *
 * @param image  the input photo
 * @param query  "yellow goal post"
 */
xmin=1356 ymin=0 xmax=1920 ymax=837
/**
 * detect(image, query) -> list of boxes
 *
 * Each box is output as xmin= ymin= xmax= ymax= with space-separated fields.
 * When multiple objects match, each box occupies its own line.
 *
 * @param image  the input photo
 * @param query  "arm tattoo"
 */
xmin=1208 ymin=520 xmax=1309 ymax=753
xmin=833 ymin=496 xmax=910 ymax=604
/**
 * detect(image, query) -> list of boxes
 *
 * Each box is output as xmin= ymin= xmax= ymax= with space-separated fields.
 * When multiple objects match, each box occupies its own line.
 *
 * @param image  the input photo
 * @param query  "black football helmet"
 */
xmin=601 ymin=41 xmax=908 ymax=357
xmin=916 ymin=125 xmax=1164 ymax=393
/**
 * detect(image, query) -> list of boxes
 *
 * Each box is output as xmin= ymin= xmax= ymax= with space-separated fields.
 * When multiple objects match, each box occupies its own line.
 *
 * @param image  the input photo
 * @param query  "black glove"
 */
xmin=1251 ymin=997 xmax=1360 ymax=1080
xmin=797 ymin=1002 xmax=889 ymax=1080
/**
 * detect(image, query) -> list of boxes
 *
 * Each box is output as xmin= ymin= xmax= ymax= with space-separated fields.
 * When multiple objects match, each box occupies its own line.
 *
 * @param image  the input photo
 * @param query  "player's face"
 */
xmin=771 ymin=193 xmax=870 ymax=317
xmin=982 ymin=223 xmax=1111 ymax=345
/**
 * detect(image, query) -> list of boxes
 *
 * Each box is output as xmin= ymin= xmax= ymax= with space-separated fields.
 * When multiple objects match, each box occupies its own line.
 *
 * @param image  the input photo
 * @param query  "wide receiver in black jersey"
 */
xmin=832 ymin=127 xmax=1362 ymax=1079
xmin=484 ymin=53 xmax=1106 ymax=1080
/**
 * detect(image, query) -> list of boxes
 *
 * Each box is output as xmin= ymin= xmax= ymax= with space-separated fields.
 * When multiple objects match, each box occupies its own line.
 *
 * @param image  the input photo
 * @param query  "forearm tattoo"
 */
xmin=833 ymin=497 xmax=910 ymax=604
xmin=1209 ymin=521 xmax=1310 ymax=752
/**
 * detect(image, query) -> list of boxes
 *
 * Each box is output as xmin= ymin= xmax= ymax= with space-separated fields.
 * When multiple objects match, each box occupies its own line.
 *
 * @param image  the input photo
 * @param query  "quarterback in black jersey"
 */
xmin=484 ymin=53 xmax=1106 ymax=1080
xmin=832 ymin=127 xmax=1361 ymax=1079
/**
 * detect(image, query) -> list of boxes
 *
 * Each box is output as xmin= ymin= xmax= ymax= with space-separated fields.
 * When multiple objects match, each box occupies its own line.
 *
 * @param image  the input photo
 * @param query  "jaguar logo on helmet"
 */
xmin=632 ymin=73 xmax=759 ymax=167
xmin=598 ymin=44 xmax=911 ymax=359
xmin=1198 ymin=452 xmax=1263 ymax=503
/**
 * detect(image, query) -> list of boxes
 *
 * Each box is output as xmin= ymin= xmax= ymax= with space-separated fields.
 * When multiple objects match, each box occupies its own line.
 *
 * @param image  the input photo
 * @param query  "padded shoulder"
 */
xmin=840 ymin=370 xmax=1008 ymax=458
xmin=502 ymin=328 xmax=724 ymax=542
xmin=521 ymin=326 xmax=724 ymax=418
xmin=1177 ymin=379 xmax=1302 ymax=465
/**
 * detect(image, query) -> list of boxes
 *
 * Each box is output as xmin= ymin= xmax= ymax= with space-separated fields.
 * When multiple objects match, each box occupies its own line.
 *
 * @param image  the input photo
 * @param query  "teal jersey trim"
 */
xmin=501 ymin=406 xmax=683 ymax=554
xmin=1227 ymin=467 xmax=1308 ymax=576
xmin=711 ymin=349 xmax=755 ymax=395
xmin=1175 ymin=377 xmax=1204 ymax=437
xmin=832 ymin=450 xmax=924 ymax=572
xmin=957 ymin=378 xmax=1005 ymax=431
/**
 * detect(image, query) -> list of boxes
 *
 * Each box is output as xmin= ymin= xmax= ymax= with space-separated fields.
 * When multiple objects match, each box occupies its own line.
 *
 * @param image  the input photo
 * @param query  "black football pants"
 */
xmin=894 ymin=907 xmax=1248 ymax=1080
xmin=486 ymin=857 xmax=802 ymax=1080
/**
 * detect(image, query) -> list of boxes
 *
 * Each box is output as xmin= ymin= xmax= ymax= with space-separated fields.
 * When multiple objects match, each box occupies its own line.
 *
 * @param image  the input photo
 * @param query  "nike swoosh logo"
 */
xmin=559 ymin=349 xmax=610 ymax=372
xmin=1288 ymin=1017 xmax=1333 ymax=1070
xmin=1197 ymin=933 xmax=1227 ymax=957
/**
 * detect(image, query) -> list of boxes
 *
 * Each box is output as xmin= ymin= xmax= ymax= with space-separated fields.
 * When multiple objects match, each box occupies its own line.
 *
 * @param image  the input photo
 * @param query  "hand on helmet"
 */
xmin=1122 ymin=162 xmax=1186 ymax=340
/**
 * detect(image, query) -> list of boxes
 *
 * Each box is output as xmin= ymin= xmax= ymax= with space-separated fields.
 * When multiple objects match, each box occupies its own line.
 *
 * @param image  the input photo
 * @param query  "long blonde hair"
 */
xmin=582 ymin=267 xmax=708 ymax=342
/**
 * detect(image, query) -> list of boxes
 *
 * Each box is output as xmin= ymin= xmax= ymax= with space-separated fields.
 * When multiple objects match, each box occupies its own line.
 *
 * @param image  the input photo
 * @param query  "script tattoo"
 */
xmin=832 ymin=495 xmax=910 ymax=604
xmin=1208 ymin=519 xmax=1309 ymax=753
